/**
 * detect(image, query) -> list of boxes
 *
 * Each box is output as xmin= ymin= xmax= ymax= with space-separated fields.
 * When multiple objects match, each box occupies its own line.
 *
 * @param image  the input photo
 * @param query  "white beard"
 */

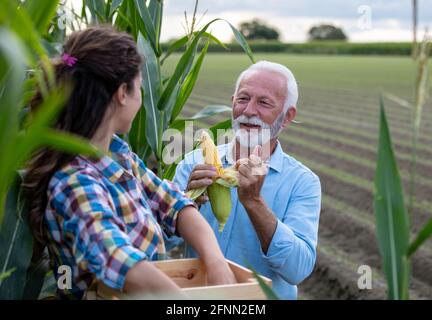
xmin=232 ymin=113 xmax=285 ymax=148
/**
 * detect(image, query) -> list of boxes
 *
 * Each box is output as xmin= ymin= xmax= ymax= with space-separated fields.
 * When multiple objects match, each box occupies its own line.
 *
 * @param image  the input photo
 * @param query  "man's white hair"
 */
xmin=234 ymin=60 xmax=299 ymax=113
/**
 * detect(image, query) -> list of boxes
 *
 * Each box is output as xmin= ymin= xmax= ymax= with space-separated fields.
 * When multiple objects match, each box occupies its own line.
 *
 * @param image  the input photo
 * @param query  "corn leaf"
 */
xmin=170 ymin=40 xmax=210 ymax=122
xmin=247 ymin=263 xmax=279 ymax=300
xmin=374 ymin=96 xmax=410 ymax=300
xmin=33 ymin=128 xmax=103 ymax=158
xmin=227 ymin=21 xmax=255 ymax=63
xmin=84 ymin=0 xmax=107 ymax=23
xmin=160 ymin=35 xmax=188 ymax=65
xmin=132 ymin=0 xmax=158 ymax=55
xmin=160 ymin=32 xmax=227 ymax=65
xmin=135 ymin=32 xmax=161 ymax=158
xmin=148 ymin=0 xmax=163 ymax=46
xmin=0 ymin=0 xmax=45 ymax=58
xmin=0 ymin=268 xmax=15 ymax=282
xmin=109 ymin=0 xmax=124 ymax=17
xmin=170 ymin=105 xmax=231 ymax=132
xmin=0 ymin=175 xmax=34 ymax=299
xmin=22 ymin=0 xmax=59 ymax=34
xmin=208 ymin=119 xmax=232 ymax=140
xmin=407 ymin=218 xmax=432 ymax=257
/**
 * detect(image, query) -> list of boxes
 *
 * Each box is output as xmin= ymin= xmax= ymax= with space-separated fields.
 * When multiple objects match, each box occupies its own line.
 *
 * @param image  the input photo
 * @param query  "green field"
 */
xmin=165 ymin=53 xmax=432 ymax=299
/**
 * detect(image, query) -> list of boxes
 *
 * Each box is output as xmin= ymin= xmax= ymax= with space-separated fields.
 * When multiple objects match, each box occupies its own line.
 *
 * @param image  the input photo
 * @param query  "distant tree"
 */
xmin=308 ymin=24 xmax=348 ymax=41
xmin=238 ymin=19 xmax=280 ymax=41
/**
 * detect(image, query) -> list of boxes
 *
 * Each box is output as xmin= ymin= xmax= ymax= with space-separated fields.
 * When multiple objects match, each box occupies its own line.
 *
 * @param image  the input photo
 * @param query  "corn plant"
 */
xmin=0 ymin=0 xmax=255 ymax=298
xmin=0 ymin=0 xmax=102 ymax=296
xmin=374 ymin=34 xmax=431 ymax=299
xmin=79 ymin=0 xmax=255 ymax=176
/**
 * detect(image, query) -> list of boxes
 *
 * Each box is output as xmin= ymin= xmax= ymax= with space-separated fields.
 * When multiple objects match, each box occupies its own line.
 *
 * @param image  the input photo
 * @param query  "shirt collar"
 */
xmin=221 ymin=138 xmax=284 ymax=173
xmin=80 ymin=135 xmax=132 ymax=183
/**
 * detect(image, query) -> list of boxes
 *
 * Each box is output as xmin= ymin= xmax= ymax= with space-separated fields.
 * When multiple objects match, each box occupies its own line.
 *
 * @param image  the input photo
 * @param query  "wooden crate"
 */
xmin=93 ymin=258 xmax=272 ymax=300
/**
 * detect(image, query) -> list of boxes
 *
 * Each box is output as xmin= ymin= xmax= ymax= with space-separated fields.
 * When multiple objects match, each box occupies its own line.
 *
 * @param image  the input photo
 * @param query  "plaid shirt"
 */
xmin=45 ymin=135 xmax=195 ymax=299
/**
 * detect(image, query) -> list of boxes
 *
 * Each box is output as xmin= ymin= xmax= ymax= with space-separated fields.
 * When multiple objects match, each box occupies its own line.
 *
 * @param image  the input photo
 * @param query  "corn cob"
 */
xmin=186 ymin=131 xmax=238 ymax=232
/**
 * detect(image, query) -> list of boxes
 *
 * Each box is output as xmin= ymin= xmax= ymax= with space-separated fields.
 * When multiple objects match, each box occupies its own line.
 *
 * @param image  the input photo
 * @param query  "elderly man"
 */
xmin=168 ymin=61 xmax=321 ymax=300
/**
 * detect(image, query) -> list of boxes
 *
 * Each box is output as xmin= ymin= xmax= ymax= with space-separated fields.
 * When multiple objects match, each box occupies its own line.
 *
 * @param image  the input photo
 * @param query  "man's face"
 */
xmin=232 ymin=70 xmax=287 ymax=147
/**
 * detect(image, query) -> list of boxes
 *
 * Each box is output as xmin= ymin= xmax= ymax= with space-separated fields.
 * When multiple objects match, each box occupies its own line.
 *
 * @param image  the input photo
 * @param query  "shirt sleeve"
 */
xmin=49 ymin=173 xmax=147 ymax=291
xmin=133 ymin=155 xmax=197 ymax=237
xmin=261 ymin=172 xmax=321 ymax=285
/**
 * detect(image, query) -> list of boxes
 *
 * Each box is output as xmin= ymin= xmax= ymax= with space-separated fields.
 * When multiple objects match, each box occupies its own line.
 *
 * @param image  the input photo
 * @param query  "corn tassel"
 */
xmin=186 ymin=131 xmax=239 ymax=232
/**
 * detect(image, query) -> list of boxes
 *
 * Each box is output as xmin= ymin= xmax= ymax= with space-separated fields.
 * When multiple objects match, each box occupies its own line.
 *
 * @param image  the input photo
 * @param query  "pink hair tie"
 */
xmin=61 ymin=53 xmax=78 ymax=67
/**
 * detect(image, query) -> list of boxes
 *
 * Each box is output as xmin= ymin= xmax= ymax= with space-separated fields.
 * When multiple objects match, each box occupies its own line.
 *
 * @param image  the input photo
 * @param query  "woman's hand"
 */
xmin=124 ymin=260 xmax=188 ymax=298
xmin=204 ymin=257 xmax=237 ymax=286
xmin=176 ymin=206 xmax=237 ymax=286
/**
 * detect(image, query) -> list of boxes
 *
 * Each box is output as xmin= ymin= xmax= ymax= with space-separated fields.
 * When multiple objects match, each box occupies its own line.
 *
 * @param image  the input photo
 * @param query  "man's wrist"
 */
xmin=242 ymin=196 xmax=266 ymax=211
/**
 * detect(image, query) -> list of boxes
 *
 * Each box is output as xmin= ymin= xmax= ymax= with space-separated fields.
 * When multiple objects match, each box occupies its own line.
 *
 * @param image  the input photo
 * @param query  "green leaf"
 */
xmin=208 ymin=119 xmax=232 ymax=140
xmin=22 ymin=0 xmax=60 ymax=34
xmin=148 ymin=0 xmax=163 ymax=46
xmin=170 ymin=105 xmax=231 ymax=132
xmin=226 ymin=21 xmax=255 ymax=63
xmin=157 ymin=20 xmax=214 ymax=112
xmin=373 ymin=96 xmax=410 ymax=300
xmin=162 ymin=157 xmax=182 ymax=181
xmin=34 ymin=129 xmax=103 ymax=158
xmin=407 ymin=218 xmax=432 ymax=257
xmin=114 ymin=0 xmax=132 ymax=30
xmin=0 ymin=268 xmax=15 ymax=282
xmin=246 ymin=263 xmax=279 ymax=300
xmin=160 ymin=32 xmax=227 ymax=65
xmin=26 ymin=85 xmax=69 ymax=130
xmin=170 ymin=40 xmax=210 ymax=122
xmin=0 ymin=28 xmax=28 ymax=158
xmin=160 ymin=35 xmax=188 ymax=65
xmin=159 ymin=18 xmax=254 ymax=112
xmin=84 ymin=0 xmax=107 ymax=23
xmin=0 ymin=0 xmax=47 ymax=58
xmin=135 ymin=32 xmax=161 ymax=158
xmin=128 ymin=106 xmax=151 ymax=159
xmin=132 ymin=0 xmax=158 ymax=55
xmin=0 ymin=175 xmax=34 ymax=299
xmin=109 ymin=0 xmax=124 ymax=16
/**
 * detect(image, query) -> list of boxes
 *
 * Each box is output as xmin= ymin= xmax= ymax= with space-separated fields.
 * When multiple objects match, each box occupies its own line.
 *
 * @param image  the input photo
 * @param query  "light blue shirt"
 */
xmin=166 ymin=140 xmax=321 ymax=300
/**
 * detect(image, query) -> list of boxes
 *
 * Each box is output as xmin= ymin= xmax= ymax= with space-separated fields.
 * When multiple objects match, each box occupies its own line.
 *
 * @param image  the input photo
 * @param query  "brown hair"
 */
xmin=23 ymin=26 xmax=143 ymax=246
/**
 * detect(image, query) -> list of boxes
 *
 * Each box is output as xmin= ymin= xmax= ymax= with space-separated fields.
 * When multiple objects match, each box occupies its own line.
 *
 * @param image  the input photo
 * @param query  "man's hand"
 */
xmin=236 ymin=145 xmax=268 ymax=207
xmin=186 ymin=164 xmax=217 ymax=206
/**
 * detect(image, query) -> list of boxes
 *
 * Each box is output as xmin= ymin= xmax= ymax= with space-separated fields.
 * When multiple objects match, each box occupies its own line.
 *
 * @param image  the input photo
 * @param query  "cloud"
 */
xmin=162 ymin=0 xmax=431 ymax=42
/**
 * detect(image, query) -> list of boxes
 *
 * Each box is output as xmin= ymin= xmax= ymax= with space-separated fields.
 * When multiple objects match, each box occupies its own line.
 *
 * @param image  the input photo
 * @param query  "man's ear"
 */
xmin=113 ymin=83 xmax=128 ymax=107
xmin=281 ymin=107 xmax=296 ymax=129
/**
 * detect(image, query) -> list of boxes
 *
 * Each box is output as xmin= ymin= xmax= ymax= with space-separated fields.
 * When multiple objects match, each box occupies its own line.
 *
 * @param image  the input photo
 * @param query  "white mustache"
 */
xmin=233 ymin=115 xmax=270 ymax=129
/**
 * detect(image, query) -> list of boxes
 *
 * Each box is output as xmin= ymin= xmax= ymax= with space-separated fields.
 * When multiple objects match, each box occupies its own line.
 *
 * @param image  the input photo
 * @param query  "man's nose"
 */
xmin=243 ymin=99 xmax=258 ymax=117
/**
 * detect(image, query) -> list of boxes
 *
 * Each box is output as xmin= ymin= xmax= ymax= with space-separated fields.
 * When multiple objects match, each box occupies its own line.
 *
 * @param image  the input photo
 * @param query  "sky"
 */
xmin=161 ymin=0 xmax=432 ymax=42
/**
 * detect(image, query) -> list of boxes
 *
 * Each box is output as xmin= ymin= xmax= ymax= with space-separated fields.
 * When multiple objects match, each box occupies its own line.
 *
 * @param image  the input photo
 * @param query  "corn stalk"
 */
xmin=81 ymin=0 xmax=255 ymax=176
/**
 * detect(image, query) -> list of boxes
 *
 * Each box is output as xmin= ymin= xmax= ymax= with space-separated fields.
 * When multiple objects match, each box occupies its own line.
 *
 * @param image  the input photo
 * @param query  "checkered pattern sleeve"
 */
xmin=132 ymin=155 xmax=197 ymax=237
xmin=48 ymin=172 xmax=148 ymax=291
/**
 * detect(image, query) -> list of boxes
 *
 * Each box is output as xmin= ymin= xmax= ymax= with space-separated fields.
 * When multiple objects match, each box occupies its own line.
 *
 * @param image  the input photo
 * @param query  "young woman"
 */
xmin=24 ymin=26 xmax=236 ymax=299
